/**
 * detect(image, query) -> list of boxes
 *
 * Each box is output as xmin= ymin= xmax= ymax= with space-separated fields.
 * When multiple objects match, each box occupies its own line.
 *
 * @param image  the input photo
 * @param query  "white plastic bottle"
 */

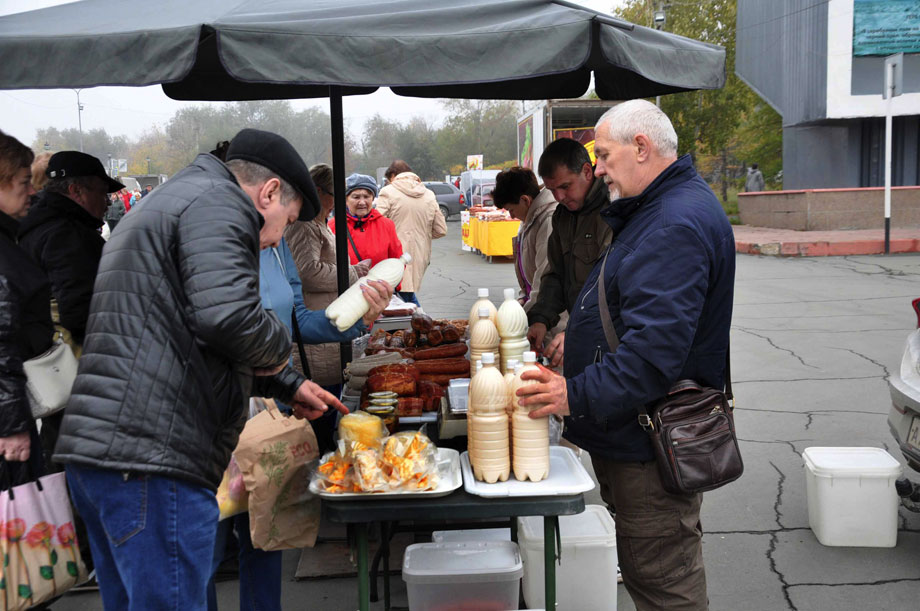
xmin=467 ymin=352 xmax=511 ymax=483
xmin=497 ymin=288 xmax=529 ymax=373
xmin=468 ymin=288 xmax=497 ymax=326
xmin=469 ymin=307 xmax=500 ymax=368
xmin=510 ymin=351 xmax=550 ymax=482
xmin=325 ymin=253 xmax=412 ymax=331
xmin=503 ymin=359 xmax=519 ymax=388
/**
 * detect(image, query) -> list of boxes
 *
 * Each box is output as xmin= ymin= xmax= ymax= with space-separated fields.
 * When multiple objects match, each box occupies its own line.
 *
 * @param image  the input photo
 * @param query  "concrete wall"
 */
xmin=738 ymin=186 xmax=920 ymax=230
xmin=783 ymin=122 xmax=862 ymax=189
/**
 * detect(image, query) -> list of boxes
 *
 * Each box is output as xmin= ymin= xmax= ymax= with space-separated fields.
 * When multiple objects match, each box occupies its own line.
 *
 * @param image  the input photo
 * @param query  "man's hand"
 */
xmin=290 ymin=380 xmax=350 ymax=421
xmin=527 ymin=322 xmax=547 ymax=354
xmin=543 ymin=331 xmax=565 ymax=368
xmin=361 ymin=279 xmax=395 ymax=326
xmin=516 ymin=364 xmax=570 ymax=419
xmin=0 ymin=432 xmax=31 ymax=462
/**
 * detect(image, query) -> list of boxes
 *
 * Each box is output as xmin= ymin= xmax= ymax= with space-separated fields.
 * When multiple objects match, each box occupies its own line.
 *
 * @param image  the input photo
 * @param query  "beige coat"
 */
xmin=284 ymin=219 xmax=365 ymax=386
xmin=514 ymin=189 xmax=567 ymax=336
xmin=375 ymin=172 xmax=447 ymax=293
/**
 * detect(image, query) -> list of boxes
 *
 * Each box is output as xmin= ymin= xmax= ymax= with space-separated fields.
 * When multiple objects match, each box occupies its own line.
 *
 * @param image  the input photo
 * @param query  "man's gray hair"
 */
xmin=226 ymin=159 xmax=299 ymax=205
xmin=596 ymin=99 xmax=678 ymax=158
xmin=44 ymin=175 xmax=97 ymax=196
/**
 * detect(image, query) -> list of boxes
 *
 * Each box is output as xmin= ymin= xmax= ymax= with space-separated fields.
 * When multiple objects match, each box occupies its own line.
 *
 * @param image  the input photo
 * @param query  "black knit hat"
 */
xmin=225 ymin=129 xmax=319 ymax=221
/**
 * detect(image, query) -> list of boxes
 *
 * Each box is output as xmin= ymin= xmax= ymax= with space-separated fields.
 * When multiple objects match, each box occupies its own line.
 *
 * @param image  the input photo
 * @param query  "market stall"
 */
xmin=463 ymin=206 xmax=521 ymax=260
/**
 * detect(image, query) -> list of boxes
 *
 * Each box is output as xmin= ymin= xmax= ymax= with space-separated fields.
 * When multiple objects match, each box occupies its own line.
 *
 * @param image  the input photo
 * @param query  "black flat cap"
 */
xmin=46 ymin=151 xmax=125 ymax=193
xmin=225 ymin=129 xmax=319 ymax=221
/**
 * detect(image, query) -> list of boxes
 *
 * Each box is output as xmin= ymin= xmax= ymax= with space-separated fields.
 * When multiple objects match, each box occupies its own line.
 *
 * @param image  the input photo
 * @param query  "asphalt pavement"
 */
xmin=55 ymin=218 xmax=920 ymax=610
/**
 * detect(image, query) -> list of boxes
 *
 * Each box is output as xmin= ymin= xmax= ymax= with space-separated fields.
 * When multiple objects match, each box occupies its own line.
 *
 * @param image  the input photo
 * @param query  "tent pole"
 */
xmin=330 ymin=86 xmax=353 ymax=370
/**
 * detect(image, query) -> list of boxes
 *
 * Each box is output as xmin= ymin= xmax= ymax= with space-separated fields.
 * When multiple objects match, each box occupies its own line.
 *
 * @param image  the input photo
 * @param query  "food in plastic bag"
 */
xmin=353 ymin=449 xmax=389 ymax=492
xmin=381 ymin=431 xmax=440 ymax=491
xmin=216 ymin=455 xmax=249 ymax=520
xmin=338 ymin=411 xmax=387 ymax=451
xmin=314 ymin=451 xmax=359 ymax=493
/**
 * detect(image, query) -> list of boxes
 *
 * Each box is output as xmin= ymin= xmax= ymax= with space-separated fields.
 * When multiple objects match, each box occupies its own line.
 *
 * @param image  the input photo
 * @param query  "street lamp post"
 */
xmin=74 ymin=89 xmax=84 ymax=152
xmin=107 ymin=153 xmax=112 ymax=178
xmin=146 ymin=157 xmax=151 ymax=174
xmin=654 ymin=8 xmax=666 ymax=108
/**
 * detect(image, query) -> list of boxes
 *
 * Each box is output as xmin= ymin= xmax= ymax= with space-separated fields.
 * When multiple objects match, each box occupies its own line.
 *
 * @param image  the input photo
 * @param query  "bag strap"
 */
xmin=346 ymin=227 xmax=363 ymax=262
xmin=595 ymin=247 xmax=733 ymax=429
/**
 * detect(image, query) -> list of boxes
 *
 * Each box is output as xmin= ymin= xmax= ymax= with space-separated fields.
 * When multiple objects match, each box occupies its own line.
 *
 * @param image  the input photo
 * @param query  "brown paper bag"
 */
xmin=233 ymin=398 xmax=321 ymax=551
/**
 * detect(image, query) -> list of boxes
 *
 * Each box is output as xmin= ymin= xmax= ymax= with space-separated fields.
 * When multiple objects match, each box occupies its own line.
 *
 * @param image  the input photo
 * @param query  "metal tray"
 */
xmin=460 ymin=446 xmax=594 ymax=498
xmin=311 ymin=448 xmax=461 ymax=500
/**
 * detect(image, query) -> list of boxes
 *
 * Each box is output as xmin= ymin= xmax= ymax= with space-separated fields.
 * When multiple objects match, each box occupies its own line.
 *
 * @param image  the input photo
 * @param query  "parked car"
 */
xmin=471 ymin=182 xmax=495 ymax=207
xmin=889 ymin=298 xmax=920 ymax=472
xmin=424 ymin=181 xmax=464 ymax=220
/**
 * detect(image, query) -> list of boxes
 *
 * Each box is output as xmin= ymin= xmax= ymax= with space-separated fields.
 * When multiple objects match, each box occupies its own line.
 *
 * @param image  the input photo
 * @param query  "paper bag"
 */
xmin=234 ymin=399 xmax=321 ymax=551
xmin=0 ymin=470 xmax=89 ymax=610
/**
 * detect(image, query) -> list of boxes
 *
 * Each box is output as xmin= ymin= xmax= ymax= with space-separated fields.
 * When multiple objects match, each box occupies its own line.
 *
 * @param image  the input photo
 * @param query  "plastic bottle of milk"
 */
xmin=467 ymin=352 xmax=511 ymax=483
xmin=468 ymin=288 xmax=497 ymax=326
xmin=325 ymin=253 xmax=412 ymax=331
xmin=497 ymin=288 xmax=530 ymax=374
xmin=469 ymin=307 xmax=500 ymax=368
xmin=503 ymin=359 xmax=519 ymax=388
xmin=510 ymin=351 xmax=550 ymax=482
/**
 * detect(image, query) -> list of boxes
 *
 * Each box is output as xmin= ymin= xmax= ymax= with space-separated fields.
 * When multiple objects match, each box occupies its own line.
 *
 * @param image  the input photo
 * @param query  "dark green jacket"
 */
xmin=526 ymin=177 xmax=612 ymax=330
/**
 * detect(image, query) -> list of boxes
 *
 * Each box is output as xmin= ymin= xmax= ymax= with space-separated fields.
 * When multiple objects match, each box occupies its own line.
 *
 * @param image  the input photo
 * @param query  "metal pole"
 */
xmin=330 ymin=86 xmax=353 ymax=370
xmin=884 ymin=62 xmax=893 ymax=254
xmin=75 ymin=89 xmax=84 ymax=152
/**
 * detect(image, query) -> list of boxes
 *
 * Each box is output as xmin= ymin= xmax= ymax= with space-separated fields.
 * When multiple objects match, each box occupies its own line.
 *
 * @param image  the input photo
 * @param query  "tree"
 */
xmin=436 ymin=100 xmax=519 ymax=172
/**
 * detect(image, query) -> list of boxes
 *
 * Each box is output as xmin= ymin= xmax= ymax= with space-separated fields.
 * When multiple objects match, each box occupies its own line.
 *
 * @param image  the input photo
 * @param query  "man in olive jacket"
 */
xmin=55 ymin=129 xmax=345 ymax=610
xmin=526 ymin=138 xmax=612 ymax=367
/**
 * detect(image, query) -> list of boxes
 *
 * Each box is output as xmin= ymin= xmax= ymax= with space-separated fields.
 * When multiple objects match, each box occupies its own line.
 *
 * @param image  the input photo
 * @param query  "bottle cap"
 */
xmin=481 ymin=352 xmax=495 ymax=365
xmin=514 ymin=364 xmax=524 ymax=374
xmin=506 ymin=359 xmax=519 ymax=370
xmin=477 ymin=288 xmax=489 ymax=298
xmin=503 ymin=288 xmax=515 ymax=301
xmin=478 ymin=306 xmax=491 ymax=318
xmin=475 ymin=360 xmax=483 ymax=373
xmin=522 ymin=351 xmax=537 ymax=363
xmin=400 ymin=253 xmax=413 ymax=264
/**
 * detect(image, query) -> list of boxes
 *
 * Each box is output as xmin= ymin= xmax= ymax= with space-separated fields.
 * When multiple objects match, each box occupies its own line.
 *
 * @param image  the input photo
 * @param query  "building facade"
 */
xmin=736 ymin=0 xmax=919 ymax=190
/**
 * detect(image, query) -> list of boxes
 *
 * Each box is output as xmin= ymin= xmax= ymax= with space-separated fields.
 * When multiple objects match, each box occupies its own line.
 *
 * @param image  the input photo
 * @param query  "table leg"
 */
xmin=356 ymin=522 xmax=369 ymax=611
xmin=544 ymin=516 xmax=558 ymax=610
xmin=382 ymin=521 xmax=391 ymax=611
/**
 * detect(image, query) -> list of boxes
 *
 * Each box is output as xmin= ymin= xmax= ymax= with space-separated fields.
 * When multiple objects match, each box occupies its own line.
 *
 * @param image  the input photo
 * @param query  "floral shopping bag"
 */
xmin=0 ymin=470 xmax=88 ymax=610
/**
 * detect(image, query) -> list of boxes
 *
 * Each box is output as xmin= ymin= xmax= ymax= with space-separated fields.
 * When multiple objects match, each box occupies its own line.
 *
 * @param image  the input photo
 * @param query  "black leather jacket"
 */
xmin=54 ymin=154 xmax=301 ymax=490
xmin=0 ymin=211 xmax=54 ymax=438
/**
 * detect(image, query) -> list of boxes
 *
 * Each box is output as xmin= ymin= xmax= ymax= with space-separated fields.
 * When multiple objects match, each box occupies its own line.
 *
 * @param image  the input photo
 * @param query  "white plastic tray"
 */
xmin=460 ymin=446 xmax=595 ymax=498
xmin=311 ymin=448 xmax=461 ymax=500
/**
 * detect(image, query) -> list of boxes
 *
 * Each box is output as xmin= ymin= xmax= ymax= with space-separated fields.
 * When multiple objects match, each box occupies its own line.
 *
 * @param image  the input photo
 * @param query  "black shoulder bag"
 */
xmin=597 ymin=251 xmax=743 ymax=495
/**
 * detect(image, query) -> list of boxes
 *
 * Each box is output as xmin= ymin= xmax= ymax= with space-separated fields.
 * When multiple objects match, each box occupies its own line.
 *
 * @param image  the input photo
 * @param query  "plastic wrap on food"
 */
xmin=338 ymin=411 xmax=387 ymax=451
xmin=353 ymin=449 xmax=389 ymax=492
xmin=381 ymin=431 xmax=440 ymax=491
xmin=314 ymin=451 xmax=359 ymax=493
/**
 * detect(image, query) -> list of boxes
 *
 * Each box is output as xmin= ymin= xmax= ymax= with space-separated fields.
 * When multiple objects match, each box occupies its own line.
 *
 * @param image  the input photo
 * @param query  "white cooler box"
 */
xmin=802 ymin=446 xmax=902 ymax=547
xmin=517 ymin=505 xmax=617 ymax=610
xmin=402 ymin=541 xmax=522 ymax=611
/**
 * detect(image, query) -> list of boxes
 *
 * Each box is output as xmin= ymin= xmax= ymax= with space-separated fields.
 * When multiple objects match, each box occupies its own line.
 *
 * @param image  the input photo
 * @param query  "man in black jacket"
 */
xmin=54 ymin=129 xmax=351 ymax=610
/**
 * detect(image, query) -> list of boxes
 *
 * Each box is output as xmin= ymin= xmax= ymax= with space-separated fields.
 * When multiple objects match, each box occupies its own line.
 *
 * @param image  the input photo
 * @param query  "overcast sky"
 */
xmin=0 ymin=0 xmax=624 ymax=147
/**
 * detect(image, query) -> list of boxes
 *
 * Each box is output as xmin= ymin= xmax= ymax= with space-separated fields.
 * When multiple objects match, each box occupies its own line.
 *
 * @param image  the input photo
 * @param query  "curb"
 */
xmin=736 ymin=238 xmax=920 ymax=257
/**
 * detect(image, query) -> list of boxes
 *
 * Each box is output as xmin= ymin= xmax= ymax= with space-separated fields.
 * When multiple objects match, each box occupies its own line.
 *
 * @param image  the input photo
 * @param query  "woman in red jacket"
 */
xmin=329 ymin=173 xmax=403 ymax=267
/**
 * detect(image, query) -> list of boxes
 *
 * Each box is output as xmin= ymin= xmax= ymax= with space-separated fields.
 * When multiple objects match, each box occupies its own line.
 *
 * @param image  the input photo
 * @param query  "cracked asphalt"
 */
xmin=56 ymin=221 xmax=920 ymax=611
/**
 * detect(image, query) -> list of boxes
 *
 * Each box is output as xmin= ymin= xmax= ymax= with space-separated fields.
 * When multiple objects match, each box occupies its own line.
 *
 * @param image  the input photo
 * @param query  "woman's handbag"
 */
xmin=0 ymin=462 xmax=89 ymax=610
xmin=22 ymin=340 xmax=78 ymax=419
xmin=596 ymin=249 xmax=743 ymax=495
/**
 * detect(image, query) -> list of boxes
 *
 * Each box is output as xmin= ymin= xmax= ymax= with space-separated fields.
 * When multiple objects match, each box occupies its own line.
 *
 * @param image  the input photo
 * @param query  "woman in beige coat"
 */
xmin=285 ymin=164 xmax=369 ymax=388
xmin=375 ymin=160 xmax=447 ymax=305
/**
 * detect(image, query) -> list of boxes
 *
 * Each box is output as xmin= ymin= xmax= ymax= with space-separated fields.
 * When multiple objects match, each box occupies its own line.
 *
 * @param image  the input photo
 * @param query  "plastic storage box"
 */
xmin=402 ymin=541 xmax=523 ymax=611
xmin=431 ymin=528 xmax=511 ymax=543
xmin=517 ymin=505 xmax=617 ymax=610
xmin=802 ymin=446 xmax=902 ymax=547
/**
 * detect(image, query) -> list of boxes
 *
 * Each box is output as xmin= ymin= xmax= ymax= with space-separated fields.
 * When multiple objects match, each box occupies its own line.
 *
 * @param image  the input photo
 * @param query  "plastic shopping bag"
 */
xmin=0 ymin=469 xmax=88 ymax=610
xmin=234 ymin=399 xmax=321 ymax=551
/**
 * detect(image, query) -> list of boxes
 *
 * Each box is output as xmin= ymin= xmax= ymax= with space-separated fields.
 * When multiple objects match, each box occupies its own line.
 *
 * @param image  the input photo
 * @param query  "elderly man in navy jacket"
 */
xmin=517 ymin=99 xmax=734 ymax=611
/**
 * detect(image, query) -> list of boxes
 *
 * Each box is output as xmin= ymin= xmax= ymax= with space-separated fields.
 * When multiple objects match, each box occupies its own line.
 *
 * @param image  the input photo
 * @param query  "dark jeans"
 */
xmin=207 ymin=512 xmax=282 ymax=611
xmin=66 ymin=464 xmax=218 ymax=611
xmin=397 ymin=291 xmax=420 ymax=307
xmin=591 ymin=456 xmax=708 ymax=611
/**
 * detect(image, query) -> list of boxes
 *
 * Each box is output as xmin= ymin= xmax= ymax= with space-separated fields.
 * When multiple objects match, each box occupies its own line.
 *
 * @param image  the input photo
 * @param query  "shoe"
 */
xmin=617 ymin=565 xmax=623 ymax=584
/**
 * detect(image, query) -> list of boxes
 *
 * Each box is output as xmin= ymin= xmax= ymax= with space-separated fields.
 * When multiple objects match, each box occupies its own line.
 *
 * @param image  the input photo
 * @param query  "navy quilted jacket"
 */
xmin=562 ymin=155 xmax=735 ymax=461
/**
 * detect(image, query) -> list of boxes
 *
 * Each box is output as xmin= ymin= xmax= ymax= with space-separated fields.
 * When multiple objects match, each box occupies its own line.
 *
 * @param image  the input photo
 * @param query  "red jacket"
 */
xmin=328 ymin=209 xmax=403 ymax=267
xmin=121 ymin=191 xmax=132 ymax=212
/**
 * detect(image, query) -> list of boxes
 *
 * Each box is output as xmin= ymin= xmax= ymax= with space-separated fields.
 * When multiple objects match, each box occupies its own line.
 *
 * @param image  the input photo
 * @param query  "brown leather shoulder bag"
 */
xmin=596 ymin=249 xmax=743 ymax=495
